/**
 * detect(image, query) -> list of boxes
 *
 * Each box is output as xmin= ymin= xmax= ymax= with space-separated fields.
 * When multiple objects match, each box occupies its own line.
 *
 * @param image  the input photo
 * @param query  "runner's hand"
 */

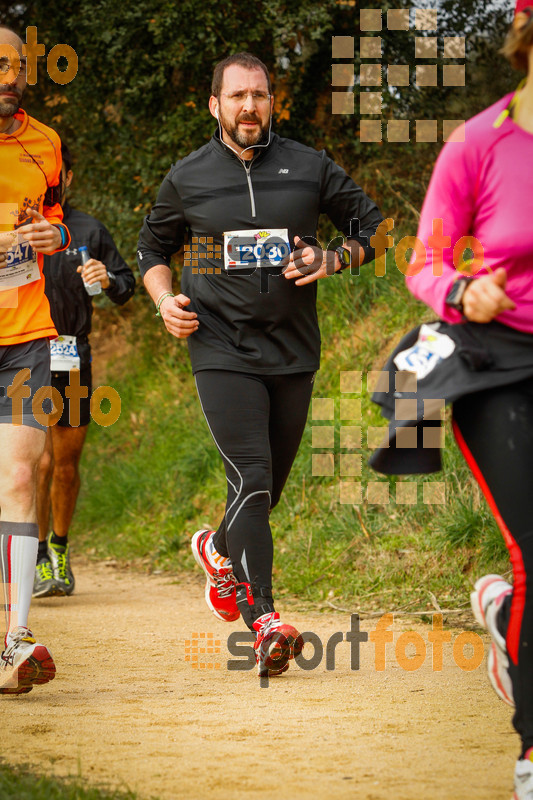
xmin=77 ymin=259 xmax=110 ymax=289
xmin=16 ymin=209 xmax=62 ymax=253
xmin=462 ymin=268 xmax=516 ymax=323
xmin=160 ymin=293 xmax=199 ymax=339
xmin=282 ymin=236 xmax=339 ymax=285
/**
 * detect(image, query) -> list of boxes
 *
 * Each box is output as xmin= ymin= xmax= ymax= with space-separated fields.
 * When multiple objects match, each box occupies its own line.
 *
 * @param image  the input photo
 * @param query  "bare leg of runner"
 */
xmin=35 ymin=425 xmax=87 ymax=597
xmin=49 ymin=424 xmax=88 ymax=536
xmin=0 ymin=424 xmax=55 ymax=693
xmin=37 ymin=429 xmax=53 ymax=541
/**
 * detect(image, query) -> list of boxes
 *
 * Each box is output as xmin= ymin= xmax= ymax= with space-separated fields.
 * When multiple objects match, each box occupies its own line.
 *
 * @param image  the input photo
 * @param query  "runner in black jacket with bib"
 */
xmin=137 ymin=53 xmax=384 ymax=678
xmin=34 ymin=143 xmax=135 ymax=600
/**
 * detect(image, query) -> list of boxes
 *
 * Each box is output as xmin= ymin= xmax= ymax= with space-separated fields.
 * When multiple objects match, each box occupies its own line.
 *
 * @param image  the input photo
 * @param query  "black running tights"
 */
xmin=194 ymin=370 xmax=315 ymax=628
xmin=453 ymin=375 xmax=533 ymax=756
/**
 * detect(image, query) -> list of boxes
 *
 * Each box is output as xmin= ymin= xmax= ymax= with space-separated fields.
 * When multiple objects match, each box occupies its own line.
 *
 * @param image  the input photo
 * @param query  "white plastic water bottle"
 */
xmin=79 ymin=245 xmax=102 ymax=296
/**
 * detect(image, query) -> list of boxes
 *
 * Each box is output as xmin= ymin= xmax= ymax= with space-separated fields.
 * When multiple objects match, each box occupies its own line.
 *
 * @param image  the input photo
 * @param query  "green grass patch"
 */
xmin=0 ymin=762 xmax=142 ymax=800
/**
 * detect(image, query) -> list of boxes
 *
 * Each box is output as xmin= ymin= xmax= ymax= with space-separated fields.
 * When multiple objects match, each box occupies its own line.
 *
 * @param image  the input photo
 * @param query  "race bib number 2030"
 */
xmin=224 ymin=228 xmax=290 ymax=271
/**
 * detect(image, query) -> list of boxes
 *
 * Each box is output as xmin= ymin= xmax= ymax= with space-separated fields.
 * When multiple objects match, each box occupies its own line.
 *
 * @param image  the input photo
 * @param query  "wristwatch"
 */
xmin=445 ymin=277 xmax=474 ymax=312
xmin=334 ymin=246 xmax=351 ymax=272
xmin=106 ymin=270 xmax=117 ymax=289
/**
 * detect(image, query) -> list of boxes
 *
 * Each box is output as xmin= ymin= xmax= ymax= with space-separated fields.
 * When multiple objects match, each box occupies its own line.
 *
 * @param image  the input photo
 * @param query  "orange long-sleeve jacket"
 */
xmin=0 ymin=108 xmax=70 ymax=345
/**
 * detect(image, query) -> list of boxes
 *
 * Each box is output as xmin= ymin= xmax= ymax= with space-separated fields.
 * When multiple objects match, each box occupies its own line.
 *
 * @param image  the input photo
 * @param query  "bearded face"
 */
xmin=214 ymin=65 xmax=272 ymax=154
xmin=0 ymin=83 xmax=22 ymax=117
xmin=0 ymin=32 xmax=26 ymax=120
xmin=218 ymin=104 xmax=270 ymax=149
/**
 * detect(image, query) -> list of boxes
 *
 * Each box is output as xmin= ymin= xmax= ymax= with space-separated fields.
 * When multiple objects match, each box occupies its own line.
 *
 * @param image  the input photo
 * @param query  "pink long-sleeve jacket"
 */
xmin=406 ymin=93 xmax=533 ymax=333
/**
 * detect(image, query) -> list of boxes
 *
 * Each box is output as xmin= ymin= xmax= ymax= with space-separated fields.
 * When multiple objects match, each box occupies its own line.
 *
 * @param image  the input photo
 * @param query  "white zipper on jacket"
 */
xmin=217 ymin=135 xmax=258 ymax=219
xmin=243 ymin=160 xmax=256 ymax=219
xmin=216 ymin=116 xmax=272 ymax=220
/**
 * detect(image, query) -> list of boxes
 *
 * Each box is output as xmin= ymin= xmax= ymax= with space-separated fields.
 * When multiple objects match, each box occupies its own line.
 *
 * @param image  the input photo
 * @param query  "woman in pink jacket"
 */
xmin=407 ymin=3 xmax=533 ymax=797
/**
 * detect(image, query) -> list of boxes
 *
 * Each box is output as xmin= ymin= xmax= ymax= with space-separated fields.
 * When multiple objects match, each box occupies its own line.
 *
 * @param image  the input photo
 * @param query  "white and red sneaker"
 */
xmin=0 ymin=626 xmax=56 ymax=695
xmin=514 ymin=749 xmax=533 ymax=800
xmin=191 ymin=529 xmax=240 ymax=622
xmin=253 ymin=611 xmax=303 ymax=678
xmin=470 ymin=574 xmax=514 ymax=706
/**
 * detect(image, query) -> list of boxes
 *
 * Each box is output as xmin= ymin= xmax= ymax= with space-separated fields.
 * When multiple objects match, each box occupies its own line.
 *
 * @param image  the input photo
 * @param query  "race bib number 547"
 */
xmin=0 ymin=230 xmax=39 ymax=291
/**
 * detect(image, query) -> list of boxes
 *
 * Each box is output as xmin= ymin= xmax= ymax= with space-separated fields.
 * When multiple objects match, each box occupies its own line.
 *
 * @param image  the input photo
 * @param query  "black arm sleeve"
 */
xmin=94 ymin=224 xmax=135 ymax=305
xmin=319 ymin=152 xmax=384 ymax=264
xmin=136 ymin=168 xmax=187 ymax=277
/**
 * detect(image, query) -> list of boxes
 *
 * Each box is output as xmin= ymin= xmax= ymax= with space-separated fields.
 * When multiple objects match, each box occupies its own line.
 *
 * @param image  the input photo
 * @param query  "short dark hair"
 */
xmin=501 ymin=11 xmax=533 ymax=72
xmin=211 ymin=52 xmax=271 ymax=97
xmin=61 ymin=141 xmax=73 ymax=173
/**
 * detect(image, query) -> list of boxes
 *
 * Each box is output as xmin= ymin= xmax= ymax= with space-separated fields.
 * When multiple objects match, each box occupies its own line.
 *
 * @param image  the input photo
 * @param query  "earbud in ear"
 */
xmin=215 ymin=107 xmax=219 ymax=120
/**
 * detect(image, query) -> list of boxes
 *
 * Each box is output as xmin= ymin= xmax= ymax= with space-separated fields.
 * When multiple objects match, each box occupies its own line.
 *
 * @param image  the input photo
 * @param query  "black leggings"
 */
xmin=195 ymin=370 xmax=315 ymax=628
xmin=453 ymin=375 xmax=533 ymax=755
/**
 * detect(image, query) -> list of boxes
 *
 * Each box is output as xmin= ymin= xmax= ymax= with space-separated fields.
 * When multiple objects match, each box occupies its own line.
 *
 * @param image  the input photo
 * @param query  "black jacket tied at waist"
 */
xmin=369 ymin=321 xmax=533 ymax=475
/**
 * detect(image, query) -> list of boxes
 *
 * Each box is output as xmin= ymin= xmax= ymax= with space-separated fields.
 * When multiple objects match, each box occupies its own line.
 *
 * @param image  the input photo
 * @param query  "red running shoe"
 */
xmin=253 ymin=611 xmax=304 ymax=678
xmin=191 ymin=529 xmax=240 ymax=622
xmin=0 ymin=626 xmax=56 ymax=695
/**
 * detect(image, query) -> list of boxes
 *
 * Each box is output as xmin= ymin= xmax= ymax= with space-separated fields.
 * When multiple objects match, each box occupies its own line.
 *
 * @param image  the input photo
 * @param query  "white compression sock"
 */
xmin=206 ymin=534 xmax=231 ymax=568
xmin=0 ymin=521 xmax=38 ymax=639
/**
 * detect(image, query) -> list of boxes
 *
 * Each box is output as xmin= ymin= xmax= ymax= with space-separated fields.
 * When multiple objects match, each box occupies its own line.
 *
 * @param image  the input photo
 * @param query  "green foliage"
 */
xmin=436 ymin=443 xmax=508 ymax=564
xmin=0 ymin=762 xmax=142 ymax=800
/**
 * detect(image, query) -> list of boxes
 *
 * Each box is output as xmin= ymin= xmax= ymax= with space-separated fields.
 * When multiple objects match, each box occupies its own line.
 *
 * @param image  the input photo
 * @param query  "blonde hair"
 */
xmin=502 ymin=12 xmax=533 ymax=72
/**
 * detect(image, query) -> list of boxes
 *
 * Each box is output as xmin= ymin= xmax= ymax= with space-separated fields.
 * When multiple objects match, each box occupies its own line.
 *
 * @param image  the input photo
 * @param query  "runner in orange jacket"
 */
xmin=0 ymin=25 xmax=71 ymax=695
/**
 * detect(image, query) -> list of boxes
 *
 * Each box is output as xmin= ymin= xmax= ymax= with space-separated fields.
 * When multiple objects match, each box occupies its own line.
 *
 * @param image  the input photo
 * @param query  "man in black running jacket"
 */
xmin=137 ymin=52 xmax=384 ymax=678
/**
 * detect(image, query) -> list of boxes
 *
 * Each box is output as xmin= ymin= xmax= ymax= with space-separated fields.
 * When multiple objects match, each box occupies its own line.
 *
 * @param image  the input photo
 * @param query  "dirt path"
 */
xmin=1 ymin=560 xmax=517 ymax=800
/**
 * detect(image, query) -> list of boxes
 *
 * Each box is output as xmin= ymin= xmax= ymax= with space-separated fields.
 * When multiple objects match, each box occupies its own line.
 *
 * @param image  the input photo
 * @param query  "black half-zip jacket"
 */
xmin=137 ymin=131 xmax=384 ymax=375
xmin=43 ymin=202 xmax=135 ymax=367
